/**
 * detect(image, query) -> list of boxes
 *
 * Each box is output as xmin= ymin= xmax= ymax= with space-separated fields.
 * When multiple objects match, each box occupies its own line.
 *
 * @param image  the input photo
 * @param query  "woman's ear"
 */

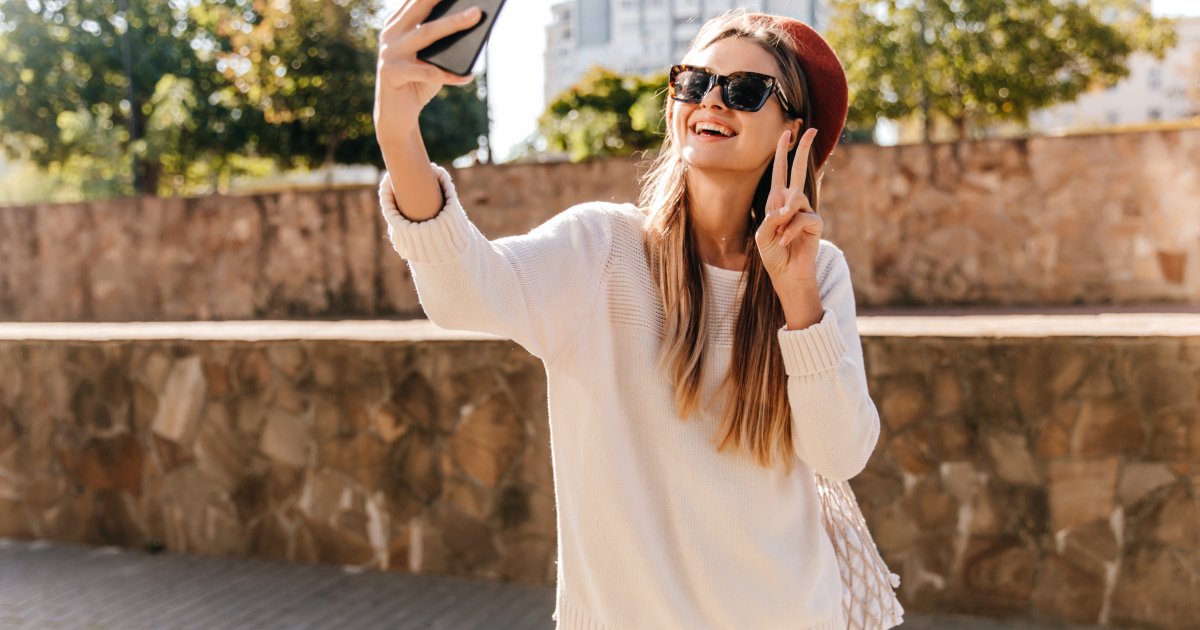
xmin=788 ymin=118 xmax=804 ymax=150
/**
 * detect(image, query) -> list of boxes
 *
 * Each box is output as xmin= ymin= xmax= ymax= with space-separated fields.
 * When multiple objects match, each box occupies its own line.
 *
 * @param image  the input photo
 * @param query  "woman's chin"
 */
xmin=680 ymin=146 xmax=750 ymax=173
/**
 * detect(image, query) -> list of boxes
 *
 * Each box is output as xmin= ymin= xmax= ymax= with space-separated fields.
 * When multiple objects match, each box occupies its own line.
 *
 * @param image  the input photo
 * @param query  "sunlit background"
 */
xmin=383 ymin=0 xmax=1200 ymax=161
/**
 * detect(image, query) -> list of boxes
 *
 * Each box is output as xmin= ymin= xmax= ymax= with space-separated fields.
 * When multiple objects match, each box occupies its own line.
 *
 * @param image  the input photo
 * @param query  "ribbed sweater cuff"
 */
xmin=777 ymin=308 xmax=848 ymax=377
xmin=378 ymin=163 xmax=474 ymax=263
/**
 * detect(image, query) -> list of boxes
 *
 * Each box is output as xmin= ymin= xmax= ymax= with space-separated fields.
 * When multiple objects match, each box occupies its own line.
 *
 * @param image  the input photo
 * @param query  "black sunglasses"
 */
xmin=669 ymin=64 xmax=797 ymax=115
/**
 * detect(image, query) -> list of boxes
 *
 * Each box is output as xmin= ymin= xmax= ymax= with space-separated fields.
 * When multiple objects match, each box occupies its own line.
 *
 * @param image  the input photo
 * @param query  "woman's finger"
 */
xmin=779 ymin=213 xmax=820 ymax=247
xmin=790 ymin=128 xmax=817 ymax=194
xmin=405 ymin=7 xmax=483 ymax=53
xmin=385 ymin=0 xmax=419 ymax=30
xmin=392 ymin=0 xmax=443 ymax=34
xmin=412 ymin=60 xmax=474 ymax=85
xmin=771 ymin=130 xmax=790 ymax=193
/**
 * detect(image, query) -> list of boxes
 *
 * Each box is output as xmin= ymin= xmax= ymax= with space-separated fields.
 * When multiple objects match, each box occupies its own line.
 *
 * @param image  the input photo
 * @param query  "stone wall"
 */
xmin=2 ymin=129 xmax=1198 ymax=322
xmin=0 ymin=329 xmax=1197 ymax=628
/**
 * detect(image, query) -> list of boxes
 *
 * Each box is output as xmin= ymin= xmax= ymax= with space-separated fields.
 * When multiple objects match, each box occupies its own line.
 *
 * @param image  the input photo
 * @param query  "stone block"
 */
xmin=879 ymin=374 xmax=928 ymax=432
xmin=259 ymin=411 xmax=309 ymax=469
xmin=871 ymin=500 xmax=918 ymax=553
xmin=235 ymin=349 xmax=273 ymax=395
xmin=1144 ymin=408 xmax=1193 ymax=461
xmin=493 ymin=532 xmax=555 ymax=584
xmin=151 ymin=356 xmax=207 ymax=445
xmin=437 ymin=505 xmax=499 ymax=575
xmin=955 ymin=536 xmax=1037 ymax=614
xmin=984 ymin=432 xmax=1040 ymax=485
xmin=1146 ymin=483 xmax=1200 ymax=552
xmin=448 ymin=392 xmax=525 ymax=488
xmin=1062 ymin=518 xmax=1121 ymax=567
xmin=193 ymin=404 xmax=248 ymax=492
xmin=889 ymin=429 xmax=936 ymax=476
xmin=903 ymin=479 xmax=957 ymax=530
xmin=318 ymin=432 xmax=387 ymax=490
xmin=1118 ymin=462 xmax=1176 ymax=507
xmin=0 ymin=498 xmax=31 ymax=537
xmin=267 ymin=343 xmax=308 ymax=380
xmin=78 ymin=435 xmax=144 ymax=494
xmin=1071 ymin=397 xmax=1144 ymax=457
xmin=1110 ymin=543 xmax=1200 ymax=629
xmin=931 ymin=369 xmax=960 ymax=417
xmin=384 ymin=430 xmax=442 ymax=507
xmin=1033 ymin=400 xmax=1079 ymax=460
xmin=1047 ymin=458 xmax=1119 ymax=533
xmin=1031 ymin=555 xmax=1105 ymax=624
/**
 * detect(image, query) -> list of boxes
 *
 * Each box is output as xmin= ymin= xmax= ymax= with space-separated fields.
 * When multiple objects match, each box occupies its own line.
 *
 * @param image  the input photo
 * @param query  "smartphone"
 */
xmin=416 ymin=0 xmax=507 ymax=77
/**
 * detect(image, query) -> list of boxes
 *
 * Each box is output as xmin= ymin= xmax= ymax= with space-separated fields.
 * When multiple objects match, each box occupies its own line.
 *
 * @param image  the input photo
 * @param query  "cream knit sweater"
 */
xmin=379 ymin=165 xmax=880 ymax=630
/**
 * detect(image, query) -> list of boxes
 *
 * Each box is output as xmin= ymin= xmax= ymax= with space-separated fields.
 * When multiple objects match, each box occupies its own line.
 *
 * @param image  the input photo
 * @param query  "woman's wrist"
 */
xmin=379 ymin=128 xmax=445 ymax=222
xmin=777 ymin=281 xmax=823 ymax=330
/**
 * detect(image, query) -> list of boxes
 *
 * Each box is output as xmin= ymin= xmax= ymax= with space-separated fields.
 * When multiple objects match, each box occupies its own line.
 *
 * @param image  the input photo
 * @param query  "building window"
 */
xmin=1148 ymin=68 xmax=1162 ymax=90
xmin=1148 ymin=109 xmax=1162 ymax=121
xmin=1106 ymin=111 xmax=1119 ymax=125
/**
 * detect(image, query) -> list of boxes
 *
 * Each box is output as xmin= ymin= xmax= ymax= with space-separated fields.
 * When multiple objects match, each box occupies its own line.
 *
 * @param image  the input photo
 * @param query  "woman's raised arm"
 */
xmin=373 ymin=0 xmax=482 ymax=222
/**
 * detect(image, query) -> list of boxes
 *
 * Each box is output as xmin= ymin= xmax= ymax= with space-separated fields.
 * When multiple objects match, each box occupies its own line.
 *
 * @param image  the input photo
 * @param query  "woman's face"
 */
xmin=669 ymin=37 xmax=801 ymax=176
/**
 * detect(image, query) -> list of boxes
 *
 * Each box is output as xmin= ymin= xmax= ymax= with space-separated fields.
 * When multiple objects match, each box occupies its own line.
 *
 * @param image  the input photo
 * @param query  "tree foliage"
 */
xmin=0 ymin=0 xmax=249 ymax=193
xmin=538 ymin=67 xmax=667 ymax=161
xmin=825 ymin=0 xmax=1179 ymax=140
xmin=420 ymin=81 xmax=489 ymax=163
xmin=0 ymin=0 xmax=486 ymax=198
xmin=200 ymin=0 xmax=382 ymax=167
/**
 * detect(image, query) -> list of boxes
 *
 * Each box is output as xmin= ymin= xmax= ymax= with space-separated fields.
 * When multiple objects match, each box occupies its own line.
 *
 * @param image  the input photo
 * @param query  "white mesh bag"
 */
xmin=813 ymin=472 xmax=905 ymax=629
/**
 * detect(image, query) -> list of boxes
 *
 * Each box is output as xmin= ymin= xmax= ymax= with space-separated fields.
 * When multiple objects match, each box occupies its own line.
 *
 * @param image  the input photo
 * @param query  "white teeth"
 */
xmin=693 ymin=121 xmax=735 ymax=137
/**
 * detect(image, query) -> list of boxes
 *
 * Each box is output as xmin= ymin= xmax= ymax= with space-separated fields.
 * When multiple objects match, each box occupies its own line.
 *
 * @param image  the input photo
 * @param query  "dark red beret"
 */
xmin=752 ymin=13 xmax=849 ymax=169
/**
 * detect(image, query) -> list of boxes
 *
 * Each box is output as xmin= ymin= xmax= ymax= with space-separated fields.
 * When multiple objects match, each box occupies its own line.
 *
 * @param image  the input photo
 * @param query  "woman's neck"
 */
xmin=686 ymin=167 xmax=759 ymax=270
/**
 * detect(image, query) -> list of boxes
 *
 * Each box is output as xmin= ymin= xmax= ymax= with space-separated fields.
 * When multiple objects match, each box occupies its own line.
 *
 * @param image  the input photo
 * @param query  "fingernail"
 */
xmin=466 ymin=7 xmax=481 ymax=18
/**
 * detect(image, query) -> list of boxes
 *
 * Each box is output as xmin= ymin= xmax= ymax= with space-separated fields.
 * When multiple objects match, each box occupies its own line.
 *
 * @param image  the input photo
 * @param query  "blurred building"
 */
xmin=1030 ymin=16 xmax=1200 ymax=132
xmin=544 ymin=0 xmax=828 ymax=105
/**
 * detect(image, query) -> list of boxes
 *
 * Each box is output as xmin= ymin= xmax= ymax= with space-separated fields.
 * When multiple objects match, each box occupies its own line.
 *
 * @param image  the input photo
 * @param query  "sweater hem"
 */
xmin=554 ymin=595 xmax=847 ymax=630
xmin=378 ymin=164 xmax=474 ymax=263
xmin=777 ymin=307 xmax=849 ymax=377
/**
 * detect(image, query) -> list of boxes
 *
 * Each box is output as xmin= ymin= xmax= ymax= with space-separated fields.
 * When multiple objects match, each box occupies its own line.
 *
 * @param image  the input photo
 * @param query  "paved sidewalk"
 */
xmin=0 ymin=539 xmax=1102 ymax=629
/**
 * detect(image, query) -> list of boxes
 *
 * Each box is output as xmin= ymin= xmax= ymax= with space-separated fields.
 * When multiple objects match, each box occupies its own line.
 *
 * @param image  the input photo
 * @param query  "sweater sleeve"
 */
xmin=776 ymin=246 xmax=880 ymax=482
xmin=379 ymin=164 xmax=613 ymax=363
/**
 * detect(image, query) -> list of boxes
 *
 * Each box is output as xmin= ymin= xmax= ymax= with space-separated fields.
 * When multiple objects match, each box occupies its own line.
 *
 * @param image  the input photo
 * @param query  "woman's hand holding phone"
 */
xmin=373 ymin=0 xmax=482 ymax=222
xmin=374 ymin=0 xmax=482 ymax=138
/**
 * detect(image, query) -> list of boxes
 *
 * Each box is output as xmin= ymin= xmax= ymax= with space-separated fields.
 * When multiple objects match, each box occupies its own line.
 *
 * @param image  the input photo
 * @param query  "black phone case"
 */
xmin=415 ymin=0 xmax=507 ymax=77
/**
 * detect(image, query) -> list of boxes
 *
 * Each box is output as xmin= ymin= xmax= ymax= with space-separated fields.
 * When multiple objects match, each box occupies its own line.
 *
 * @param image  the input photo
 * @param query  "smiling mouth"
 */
xmin=691 ymin=122 xmax=737 ymax=138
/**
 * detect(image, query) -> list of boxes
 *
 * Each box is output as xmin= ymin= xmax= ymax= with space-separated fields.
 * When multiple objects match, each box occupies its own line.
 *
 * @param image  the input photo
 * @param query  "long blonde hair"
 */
xmin=640 ymin=10 xmax=821 ymax=474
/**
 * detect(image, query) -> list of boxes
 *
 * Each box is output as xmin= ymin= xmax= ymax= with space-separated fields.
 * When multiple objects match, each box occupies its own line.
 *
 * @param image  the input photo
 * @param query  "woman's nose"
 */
xmin=698 ymin=80 xmax=726 ymax=109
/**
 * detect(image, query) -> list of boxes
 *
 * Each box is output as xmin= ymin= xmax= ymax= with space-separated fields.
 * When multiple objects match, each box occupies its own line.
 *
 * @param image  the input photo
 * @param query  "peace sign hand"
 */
xmin=754 ymin=127 xmax=822 ymax=289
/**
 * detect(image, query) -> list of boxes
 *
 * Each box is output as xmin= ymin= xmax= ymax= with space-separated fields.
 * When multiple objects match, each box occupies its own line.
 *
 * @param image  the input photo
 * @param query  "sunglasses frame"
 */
xmin=669 ymin=64 xmax=797 ymax=116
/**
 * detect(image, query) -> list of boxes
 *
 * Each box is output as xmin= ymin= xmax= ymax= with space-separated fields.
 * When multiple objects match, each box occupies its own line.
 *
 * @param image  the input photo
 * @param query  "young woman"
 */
xmin=375 ymin=6 xmax=880 ymax=629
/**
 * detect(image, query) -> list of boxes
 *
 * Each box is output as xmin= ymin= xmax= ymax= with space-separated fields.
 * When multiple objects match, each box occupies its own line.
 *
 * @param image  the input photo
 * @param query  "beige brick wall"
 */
xmin=1 ymin=128 xmax=1197 ymax=321
xmin=0 ymin=331 xmax=1196 ymax=627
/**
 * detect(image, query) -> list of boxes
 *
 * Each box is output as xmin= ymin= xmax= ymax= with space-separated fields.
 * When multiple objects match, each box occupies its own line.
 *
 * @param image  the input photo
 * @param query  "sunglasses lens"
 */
xmin=672 ymin=68 xmax=711 ymax=102
xmin=725 ymin=76 xmax=771 ymax=111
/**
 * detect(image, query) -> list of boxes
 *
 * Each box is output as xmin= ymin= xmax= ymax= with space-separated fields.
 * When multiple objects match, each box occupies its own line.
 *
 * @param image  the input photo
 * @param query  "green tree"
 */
xmin=0 ymin=0 xmax=485 ymax=198
xmin=204 ymin=0 xmax=486 ymax=167
xmin=0 ymin=0 xmax=248 ymax=194
xmin=538 ymin=67 xmax=668 ymax=161
xmin=419 ymin=81 xmax=489 ymax=163
xmin=826 ymin=0 xmax=1179 ymax=141
xmin=202 ymin=0 xmax=383 ymax=167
